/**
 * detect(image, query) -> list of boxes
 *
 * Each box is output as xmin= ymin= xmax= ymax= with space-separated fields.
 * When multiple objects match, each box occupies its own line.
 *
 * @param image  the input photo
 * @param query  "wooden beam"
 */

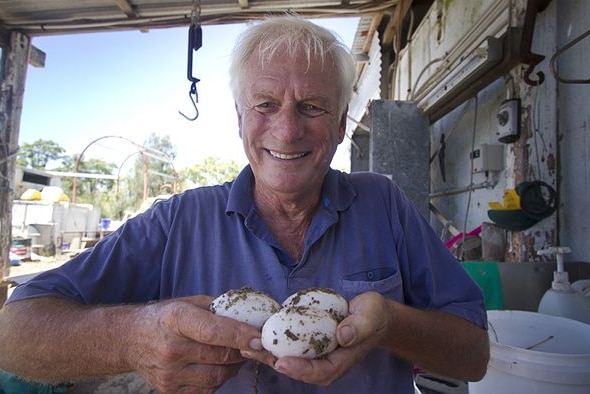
xmin=29 ymin=45 xmax=46 ymax=68
xmin=113 ymin=0 xmax=139 ymax=18
xmin=382 ymin=0 xmax=413 ymax=46
xmin=361 ymin=15 xmax=383 ymax=55
xmin=0 ymin=31 xmax=31 ymax=305
xmin=0 ymin=24 xmax=8 ymax=47
xmin=114 ymin=0 xmax=148 ymax=32
xmin=0 ymin=2 xmax=10 ymax=40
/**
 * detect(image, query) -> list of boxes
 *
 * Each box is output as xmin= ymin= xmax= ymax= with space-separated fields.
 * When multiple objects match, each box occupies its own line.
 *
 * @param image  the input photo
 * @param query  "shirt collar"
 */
xmin=225 ymin=165 xmax=356 ymax=217
xmin=226 ymin=165 xmax=255 ymax=217
xmin=320 ymin=167 xmax=357 ymax=214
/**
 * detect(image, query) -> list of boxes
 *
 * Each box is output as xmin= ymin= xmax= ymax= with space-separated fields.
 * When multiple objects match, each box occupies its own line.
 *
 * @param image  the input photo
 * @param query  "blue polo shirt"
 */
xmin=9 ymin=166 xmax=486 ymax=393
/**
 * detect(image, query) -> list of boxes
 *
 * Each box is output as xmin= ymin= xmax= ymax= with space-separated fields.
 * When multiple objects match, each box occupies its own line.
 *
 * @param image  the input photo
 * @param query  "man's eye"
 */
xmin=299 ymin=103 xmax=326 ymax=116
xmin=254 ymin=102 xmax=277 ymax=113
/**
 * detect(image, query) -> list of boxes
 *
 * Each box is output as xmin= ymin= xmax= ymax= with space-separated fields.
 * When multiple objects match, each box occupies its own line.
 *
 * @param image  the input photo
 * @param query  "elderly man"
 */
xmin=0 ymin=16 xmax=489 ymax=393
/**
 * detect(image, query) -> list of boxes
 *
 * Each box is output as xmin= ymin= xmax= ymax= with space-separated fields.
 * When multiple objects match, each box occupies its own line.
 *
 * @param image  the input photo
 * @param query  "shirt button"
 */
xmin=367 ymin=271 xmax=375 ymax=280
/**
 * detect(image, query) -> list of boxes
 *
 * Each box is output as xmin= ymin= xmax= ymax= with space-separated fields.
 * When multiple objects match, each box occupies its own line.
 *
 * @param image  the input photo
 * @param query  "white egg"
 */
xmin=261 ymin=306 xmax=339 ymax=359
xmin=282 ymin=288 xmax=348 ymax=322
xmin=209 ymin=288 xmax=280 ymax=329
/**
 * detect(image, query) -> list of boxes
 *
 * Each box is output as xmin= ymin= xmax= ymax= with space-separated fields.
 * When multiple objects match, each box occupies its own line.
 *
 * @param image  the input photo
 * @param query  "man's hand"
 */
xmin=240 ymin=292 xmax=389 ymax=386
xmin=0 ymin=296 xmax=263 ymax=393
xmin=241 ymin=288 xmax=489 ymax=385
xmin=128 ymin=296 xmax=263 ymax=393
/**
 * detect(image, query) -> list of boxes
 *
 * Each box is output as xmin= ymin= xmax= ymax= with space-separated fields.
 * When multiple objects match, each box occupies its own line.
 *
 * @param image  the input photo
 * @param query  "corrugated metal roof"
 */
xmin=0 ymin=0 xmax=399 ymax=37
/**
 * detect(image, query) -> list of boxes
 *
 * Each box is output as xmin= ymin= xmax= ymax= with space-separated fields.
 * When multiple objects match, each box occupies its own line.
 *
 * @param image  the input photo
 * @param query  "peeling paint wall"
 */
xmin=348 ymin=0 xmax=590 ymax=263
xmin=393 ymin=0 xmax=590 ymax=262
xmin=431 ymin=0 xmax=590 ymax=261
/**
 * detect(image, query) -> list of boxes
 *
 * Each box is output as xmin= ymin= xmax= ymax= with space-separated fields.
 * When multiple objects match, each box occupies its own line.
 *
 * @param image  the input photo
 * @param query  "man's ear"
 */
xmin=235 ymin=102 xmax=243 ymax=138
xmin=338 ymin=106 xmax=348 ymax=143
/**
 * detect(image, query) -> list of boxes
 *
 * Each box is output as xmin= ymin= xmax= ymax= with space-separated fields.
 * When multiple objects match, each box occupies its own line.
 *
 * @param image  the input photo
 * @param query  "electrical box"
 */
xmin=496 ymin=98 xmax=521 ymax=143
xmin=471 ymin=144 xmax=504 ymax=173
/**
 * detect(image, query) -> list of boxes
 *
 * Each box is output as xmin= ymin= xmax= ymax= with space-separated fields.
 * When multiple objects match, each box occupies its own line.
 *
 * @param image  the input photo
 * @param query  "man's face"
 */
xmin=236 ymin=50 xmax=346 ymax=198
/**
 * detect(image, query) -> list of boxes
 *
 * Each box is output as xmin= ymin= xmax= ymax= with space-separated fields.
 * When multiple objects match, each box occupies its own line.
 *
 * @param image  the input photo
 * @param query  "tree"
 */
xmin=17 ymin=139 xmax=65 ymax=169
xmin=179 ymin=157 xmax=241 ymax=189
xmin=57 ymin=154 xmax=118 ymax=217
xmin=59 ymin=155 xmax=116 ymax=196
xmin=124 ymin=133 xmax=178 ymax=211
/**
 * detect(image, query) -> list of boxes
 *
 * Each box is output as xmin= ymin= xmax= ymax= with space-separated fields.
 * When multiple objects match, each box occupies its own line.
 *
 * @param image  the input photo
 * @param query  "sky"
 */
xmin=18 ymin=17 xmax=359 ymax=173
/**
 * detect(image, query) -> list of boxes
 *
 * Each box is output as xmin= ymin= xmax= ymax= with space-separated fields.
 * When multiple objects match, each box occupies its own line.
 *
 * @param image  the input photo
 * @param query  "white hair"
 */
xmin=229 ymin=15 xmax=356 ymax=114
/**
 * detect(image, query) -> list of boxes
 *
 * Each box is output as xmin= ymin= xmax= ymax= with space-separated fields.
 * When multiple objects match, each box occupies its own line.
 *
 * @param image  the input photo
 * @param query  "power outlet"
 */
xmin=496 ymin=98 xmax=521 ymax=143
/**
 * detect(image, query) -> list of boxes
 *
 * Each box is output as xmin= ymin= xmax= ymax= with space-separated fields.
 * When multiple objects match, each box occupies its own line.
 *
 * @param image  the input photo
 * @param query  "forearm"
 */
xmin=381 ymin=300 xmax=489 ymax=381
xmin=0 ymin=297 xmax=142 ymax=383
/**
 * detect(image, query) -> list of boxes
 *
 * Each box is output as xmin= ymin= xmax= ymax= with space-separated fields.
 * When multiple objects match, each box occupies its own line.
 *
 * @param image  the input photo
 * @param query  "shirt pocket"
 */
xmin=340 ymin=267 xmax=403 ymax=301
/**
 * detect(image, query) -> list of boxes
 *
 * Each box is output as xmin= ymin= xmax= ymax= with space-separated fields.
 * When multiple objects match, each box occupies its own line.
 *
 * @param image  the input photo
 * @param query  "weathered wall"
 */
xmin=427 ymin=0 xmax=590 ymax=263
xmin=404 ymin=0 xmax=573 ymax=262
xmin=349 ymin=0 xmax=589 ymax=263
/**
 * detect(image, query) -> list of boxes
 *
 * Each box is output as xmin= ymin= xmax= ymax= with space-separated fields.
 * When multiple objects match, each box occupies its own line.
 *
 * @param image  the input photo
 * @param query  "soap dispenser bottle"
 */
xmin=537 ymin=246 xmax=590 ymax=324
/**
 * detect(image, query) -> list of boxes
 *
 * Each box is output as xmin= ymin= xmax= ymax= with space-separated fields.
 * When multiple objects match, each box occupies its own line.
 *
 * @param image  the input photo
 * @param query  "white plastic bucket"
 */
xmin=469 ymin=310 xmax=590 ymax=394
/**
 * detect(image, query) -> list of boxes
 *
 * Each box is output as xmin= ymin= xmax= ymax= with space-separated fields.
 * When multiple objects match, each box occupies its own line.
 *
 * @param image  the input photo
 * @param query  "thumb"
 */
xmin=336 ymin=292 xmax=389 ymax=348
xmin=337 ymin=323 xmax=357 ymax=347
xmin=337 ymin=313 xmax=375 ymax=347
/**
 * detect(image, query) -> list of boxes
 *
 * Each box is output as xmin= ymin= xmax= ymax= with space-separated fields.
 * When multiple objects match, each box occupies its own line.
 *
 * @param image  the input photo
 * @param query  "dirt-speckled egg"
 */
xmin=261 ymin=306 xmax=339 ymax=359
xmin=209 ymin=288 xmax=280 ymax=329
xmin=282 ymin=288 xmax=348 ymax=322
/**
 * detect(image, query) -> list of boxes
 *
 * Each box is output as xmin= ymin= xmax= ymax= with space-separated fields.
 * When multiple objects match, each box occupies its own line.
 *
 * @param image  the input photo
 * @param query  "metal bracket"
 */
xmin=520 ymin=0 xmax=553 ymax=86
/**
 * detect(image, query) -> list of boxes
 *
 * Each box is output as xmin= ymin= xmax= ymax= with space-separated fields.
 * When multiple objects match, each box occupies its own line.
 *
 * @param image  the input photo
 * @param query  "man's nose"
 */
xmin=271 ymin=106 xmax=305 ymax=143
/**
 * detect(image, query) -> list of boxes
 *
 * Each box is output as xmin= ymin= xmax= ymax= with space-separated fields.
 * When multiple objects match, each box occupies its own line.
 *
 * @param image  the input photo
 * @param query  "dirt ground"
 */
xmin=6 ymin=253 xmax=69 ymax=297
xmin=8 ymin=254 xmax=67 ymax=276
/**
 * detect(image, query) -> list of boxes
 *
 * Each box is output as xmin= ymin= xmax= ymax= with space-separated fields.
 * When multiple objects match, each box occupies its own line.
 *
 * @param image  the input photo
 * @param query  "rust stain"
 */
xmin=546 ymin=153 xmax=556 ymax=174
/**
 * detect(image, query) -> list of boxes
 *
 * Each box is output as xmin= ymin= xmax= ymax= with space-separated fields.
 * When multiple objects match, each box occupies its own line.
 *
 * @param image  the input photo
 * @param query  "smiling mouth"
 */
xmin=268 ymin=149 xmax=309 ymax=160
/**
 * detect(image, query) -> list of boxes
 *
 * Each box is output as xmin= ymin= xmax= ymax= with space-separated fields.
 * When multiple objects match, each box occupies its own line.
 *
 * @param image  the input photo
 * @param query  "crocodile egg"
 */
xmin=261 ymin=306 xmax=338 ymax=359
xmin=209 ymin=288 xmax=280 ymax=329
xmin=282 ymin=288 xmax=348 ymax=322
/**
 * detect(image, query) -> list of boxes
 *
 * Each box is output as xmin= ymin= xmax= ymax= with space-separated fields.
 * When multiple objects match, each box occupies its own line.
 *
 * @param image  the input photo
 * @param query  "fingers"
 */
xmin=337 ymin=292 xmax=390 ymax=348
xmin=267 ymin=292 xmax=392 ymax=386
xmin=272 ymin=346 xmax=362 ymax=386
xmin=158 ymin=298 xmax=262 ymax=352
xmin=190 ymin=313 xmax=258 ymax=349
xmin=240 ymin=348 xmax=277 ymax=367
xmin=174 ymin=340 xmax=246 ymax=365
xmin=133 ymin=296 xmax=265 ymax=392
xmin=143 ymin=293 xmax=390 ymax=390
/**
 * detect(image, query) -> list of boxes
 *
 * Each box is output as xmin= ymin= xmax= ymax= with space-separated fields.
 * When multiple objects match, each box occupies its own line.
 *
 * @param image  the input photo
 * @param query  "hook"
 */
xmin=179 ymin=81 xmax=199 ymax=121
xmin=179 ymin=9 xmax=202 ymax=121
xmin=523 ymin=66 xmax=545 ymax=86
xmin=520 ymin=0 xmax=551 ymax=86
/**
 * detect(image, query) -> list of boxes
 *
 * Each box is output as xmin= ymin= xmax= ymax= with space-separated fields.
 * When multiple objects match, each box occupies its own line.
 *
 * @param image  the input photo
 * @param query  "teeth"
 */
xmin=269 ymin=150 xmax=307 ymax=160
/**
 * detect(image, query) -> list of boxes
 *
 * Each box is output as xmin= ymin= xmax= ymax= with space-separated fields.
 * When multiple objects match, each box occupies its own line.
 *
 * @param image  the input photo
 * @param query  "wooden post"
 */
xmin=0 ymin=31 xmax=31 ymax=305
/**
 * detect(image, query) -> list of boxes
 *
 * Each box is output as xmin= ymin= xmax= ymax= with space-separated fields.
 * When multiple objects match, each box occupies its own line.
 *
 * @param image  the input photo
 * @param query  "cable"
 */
xmin=456 ymin=94 xmax=478 ymax=260
xmin=550 ymin=28 xmax=590 ymax=84
xmin=517 ymin=180 xmax=557 ymax=220
xmin=408 ymin=57 xmax=444 ymax=100
xmin=531 ymin=84 xmax=549 ymax=179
